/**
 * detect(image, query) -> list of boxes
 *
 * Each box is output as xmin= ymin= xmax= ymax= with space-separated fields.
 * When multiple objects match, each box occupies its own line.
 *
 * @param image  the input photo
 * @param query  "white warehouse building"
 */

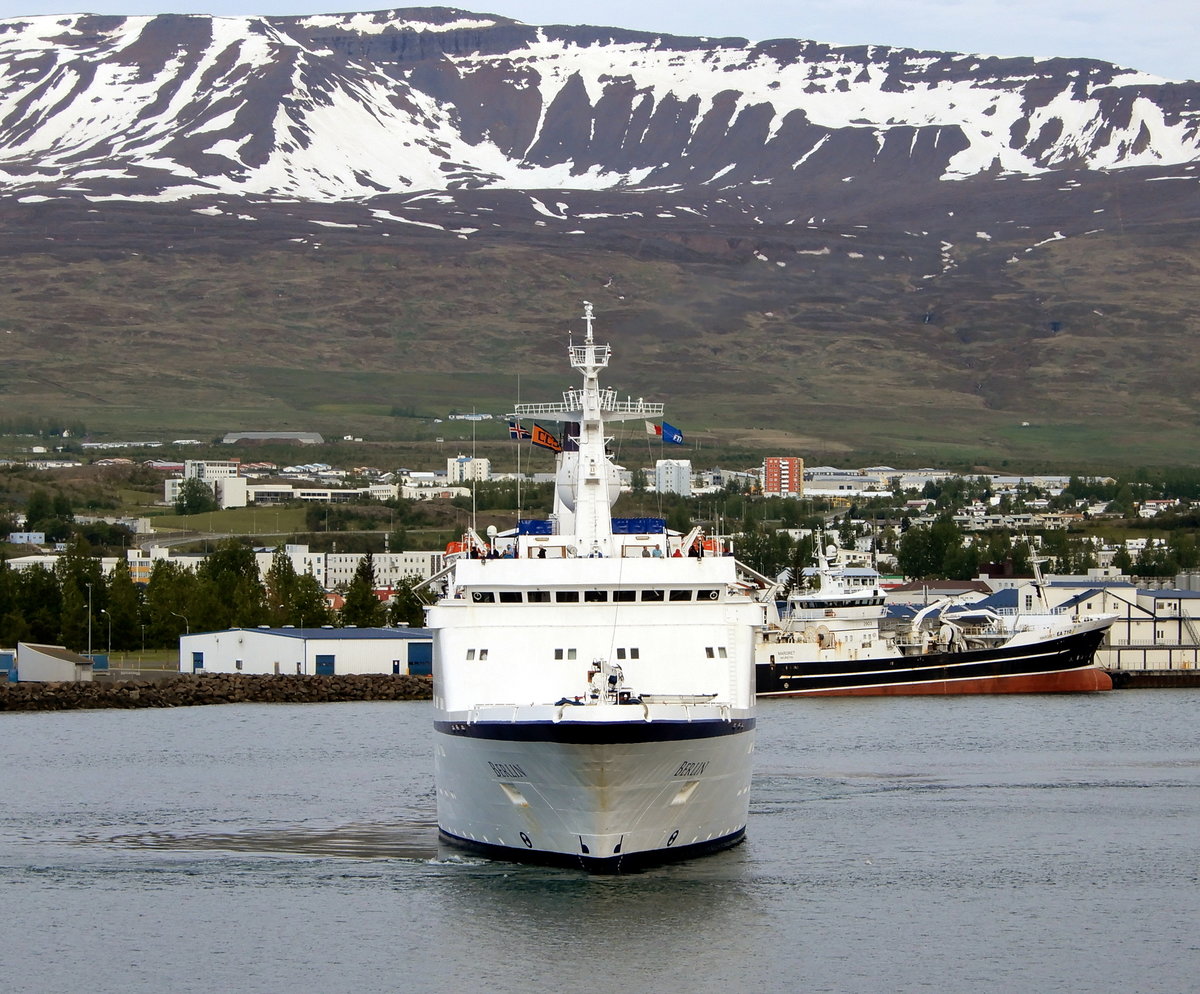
xmin=179 ymin=627 xmax=434 ymax=676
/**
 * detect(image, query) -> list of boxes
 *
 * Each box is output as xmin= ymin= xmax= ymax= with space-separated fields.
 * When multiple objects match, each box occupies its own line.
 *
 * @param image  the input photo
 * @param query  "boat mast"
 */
xmin=512 ymin=302 xmax=665 ymax=556
xmin=569 ymin=302 xmax=615 ymax=555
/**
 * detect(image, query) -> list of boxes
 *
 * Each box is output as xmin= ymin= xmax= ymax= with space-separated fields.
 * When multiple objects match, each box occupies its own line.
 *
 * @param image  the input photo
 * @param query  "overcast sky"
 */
xmin=0 ymin=1 xmax=1195 ymax=81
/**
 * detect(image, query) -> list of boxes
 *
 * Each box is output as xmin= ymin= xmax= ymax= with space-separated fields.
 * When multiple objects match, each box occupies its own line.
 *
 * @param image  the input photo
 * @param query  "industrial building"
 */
xmin=14 ymin=643 xmax=94 ymax=682
xmin=178 ymin=626 xmax=433 ymax=676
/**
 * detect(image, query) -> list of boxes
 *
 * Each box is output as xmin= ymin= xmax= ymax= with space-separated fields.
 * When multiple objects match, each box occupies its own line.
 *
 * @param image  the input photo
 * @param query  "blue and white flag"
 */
xmin=661 ymin=421 xmax=684 ymax=445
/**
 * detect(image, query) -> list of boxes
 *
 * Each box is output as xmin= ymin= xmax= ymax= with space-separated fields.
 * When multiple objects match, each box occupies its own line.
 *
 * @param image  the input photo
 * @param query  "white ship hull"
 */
xmin=435 ymin=706 xmax=754 ymax=870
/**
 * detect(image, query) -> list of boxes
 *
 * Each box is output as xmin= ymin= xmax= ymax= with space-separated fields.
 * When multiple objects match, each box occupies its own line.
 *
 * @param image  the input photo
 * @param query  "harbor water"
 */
xmin=3 ymin=692 xmax=1197 ymax=993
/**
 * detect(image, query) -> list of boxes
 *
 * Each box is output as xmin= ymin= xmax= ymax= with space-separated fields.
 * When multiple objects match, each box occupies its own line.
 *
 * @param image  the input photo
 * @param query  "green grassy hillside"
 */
xmin=1 ymin=197 xmax=1196 ymax=471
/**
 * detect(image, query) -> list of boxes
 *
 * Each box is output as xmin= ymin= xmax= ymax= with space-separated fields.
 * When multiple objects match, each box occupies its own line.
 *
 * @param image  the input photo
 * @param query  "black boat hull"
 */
xmin=757 ymin=624 xmax=1111 ymax=696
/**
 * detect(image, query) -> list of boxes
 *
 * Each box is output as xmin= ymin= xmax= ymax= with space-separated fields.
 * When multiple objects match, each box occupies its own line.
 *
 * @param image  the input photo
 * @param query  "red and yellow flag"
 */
xmin=530 ymin=423 xmax=562 ymax=453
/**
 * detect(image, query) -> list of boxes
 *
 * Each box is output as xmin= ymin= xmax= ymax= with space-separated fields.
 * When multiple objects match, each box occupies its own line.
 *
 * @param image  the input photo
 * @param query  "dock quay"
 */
xmin=1108 ymin=670 xmax=1200 ymax=689
xmin=0 ymin=672 xmax=432 ymax=711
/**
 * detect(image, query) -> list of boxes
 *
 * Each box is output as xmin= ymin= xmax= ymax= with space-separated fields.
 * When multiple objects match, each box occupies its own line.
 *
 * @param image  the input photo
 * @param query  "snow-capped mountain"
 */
xmin=1 ymin=6 xmax=1197 ymax=204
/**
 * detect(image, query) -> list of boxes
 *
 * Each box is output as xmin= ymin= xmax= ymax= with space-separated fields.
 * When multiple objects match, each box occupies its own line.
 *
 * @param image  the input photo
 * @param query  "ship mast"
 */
xmin=569 ymin=302 xmax=616 ymax=554
xmin=512 ymin=302 xmax=664 ymax=557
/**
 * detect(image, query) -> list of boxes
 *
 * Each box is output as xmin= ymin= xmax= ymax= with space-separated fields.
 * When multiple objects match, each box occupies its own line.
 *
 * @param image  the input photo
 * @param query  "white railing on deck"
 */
xmin=514 ymin=392 xmax=663 ymax=418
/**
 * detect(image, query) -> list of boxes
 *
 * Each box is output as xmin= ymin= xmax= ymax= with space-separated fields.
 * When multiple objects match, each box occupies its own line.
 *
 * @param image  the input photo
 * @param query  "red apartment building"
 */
xmin=763 ymin=456 xmax=804 ymax=497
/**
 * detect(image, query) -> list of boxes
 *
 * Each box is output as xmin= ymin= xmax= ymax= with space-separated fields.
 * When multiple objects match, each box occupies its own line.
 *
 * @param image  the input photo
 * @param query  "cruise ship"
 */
xmin=426 ymin=304 xmax=769 ymax=871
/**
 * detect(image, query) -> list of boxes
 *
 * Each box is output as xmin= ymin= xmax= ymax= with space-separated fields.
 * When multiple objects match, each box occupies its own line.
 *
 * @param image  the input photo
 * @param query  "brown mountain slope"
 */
xmin=0 ymin=189 xmax=1197 ymax=468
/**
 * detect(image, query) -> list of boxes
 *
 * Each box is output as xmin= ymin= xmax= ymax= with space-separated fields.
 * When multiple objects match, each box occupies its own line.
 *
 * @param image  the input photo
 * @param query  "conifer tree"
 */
xmin=342 ymin=552 xmax=386 ymax=627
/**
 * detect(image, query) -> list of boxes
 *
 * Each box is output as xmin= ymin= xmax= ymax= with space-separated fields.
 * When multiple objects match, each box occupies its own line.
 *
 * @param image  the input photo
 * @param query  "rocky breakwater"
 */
xmin=0 ymin=673 xmax=433 ymax=711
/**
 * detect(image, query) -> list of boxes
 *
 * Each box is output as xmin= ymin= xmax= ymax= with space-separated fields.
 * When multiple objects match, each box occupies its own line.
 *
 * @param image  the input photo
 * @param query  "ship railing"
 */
xmin=514 ymin=396 xmax=665 ymax=417
xmin=569 ymin=343 xmax=611 ymax=366
xmin=784 ymin=607 xmax=873 ymax=623
xmin=986 ymin=605 xmax=1073 ymax=617
xmin=1108 ymin=638 xmax=1199 ymax=647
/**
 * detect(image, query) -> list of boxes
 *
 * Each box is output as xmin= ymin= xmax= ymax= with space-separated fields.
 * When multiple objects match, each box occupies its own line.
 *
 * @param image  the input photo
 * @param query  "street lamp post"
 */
xmin=170 ymin=611 xmax=190 ymax=634
xmin=86 ymin=582 xmax=93 ymax=658
xmin=100 ymin=608 xmax=111 ymax=653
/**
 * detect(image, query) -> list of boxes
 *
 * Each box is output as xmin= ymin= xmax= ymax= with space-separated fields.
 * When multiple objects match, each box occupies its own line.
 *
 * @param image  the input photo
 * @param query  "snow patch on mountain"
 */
xmin=0 ymin=9 xmax=1197 ymax=203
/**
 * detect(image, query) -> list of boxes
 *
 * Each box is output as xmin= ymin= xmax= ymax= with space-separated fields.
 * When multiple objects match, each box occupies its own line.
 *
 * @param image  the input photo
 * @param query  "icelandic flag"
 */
xmin=508 ymin=419 xmax=531 ymax=440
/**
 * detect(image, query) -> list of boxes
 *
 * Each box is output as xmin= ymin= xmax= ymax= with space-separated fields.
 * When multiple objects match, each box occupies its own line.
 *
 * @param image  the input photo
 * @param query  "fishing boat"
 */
xmin=756 ymin=541 xmax=1115 ymax=696
xmin=425 ymin=303 xmax=769 ymax=871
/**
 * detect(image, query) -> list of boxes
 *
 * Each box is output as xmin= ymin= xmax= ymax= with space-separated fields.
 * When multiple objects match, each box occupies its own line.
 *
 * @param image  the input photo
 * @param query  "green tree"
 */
xmin=1112 ymin=545 xmax=1133 ymax=574
xmin=52 ymin=492 xmax=74 ymax=521
xmin=785 ymin=533 xmax=814 ymax=595
xmin=389 ymin=576 xmax=429 ymax=628
xmin=942 ymin=540 xmax=980 ymax=581
xmin=144 ymin=559 xmax=200 ymax=645
xmin=59 ymin=577 xmax=90 ymax=651
xmin=24 ymin=489 xmax=52 ymax=528
xmin=175 ymin=477 xmax=218 ymax=516
xmin=197 ymin=539 xmax=266 ymax=629
xmin=105 ymin=559 xmax=142 ymax=651
xmin=342 ymin=552 xmax=387 ymax=627
xmin=17 ymin=564 xmax=62 ymax=644
xmin=736 ymin=526 xmax=789 ymax=578
xmin=265 ymin=547 xmax=300 ymax=625
xmin=293 ymin=572 xmax=333 ymax=629
xmin=667 ymin=503 xmax=692 ymax=535
xmin=0 ymin=559 xmax=18 ymax=645
xmin=897 ymin=525 xmax=935 ymax=579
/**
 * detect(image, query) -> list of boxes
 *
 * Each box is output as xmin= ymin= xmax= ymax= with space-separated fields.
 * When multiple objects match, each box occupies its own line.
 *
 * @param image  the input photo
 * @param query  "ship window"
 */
xmin=471 ymin=591 xmax=495 ymax=603
xmin=630 ymin=648 xmax=639 ymax=659
xmin=613 ymin=590 xmax=636 ymax=602
xmin=698 ymin=589 xmax=720 ymax=601
xmin=467 ymin=649 xmax=476 ymax=660
xmin=641 ymin=589 xmax=664 ymax=601
xmin=669 ymin=590 xmax=692 ymax=601
xmin=554 ymin=649 xmax=564 ymax=660
xmin=555 ymin=591 xmax=580 ymax=603
xmin=479 ymin=649 xmax=489 ymax=661
xmin=617 ymin=648 xmax=626 ymax=659
xmin=584 ymin=590 xmax=608 ymax=602
xmin=499 ymin=591 xmax=522 ymax=603
xmin=718 ymin=647 xmax=728 ymax=658
xmin=528 ymin=591 xmax=550 ymax=603
xmin=568 ymin=648 xmax=577 ymax=660
xmin=705 ymin=647 xmax=715 ymax=658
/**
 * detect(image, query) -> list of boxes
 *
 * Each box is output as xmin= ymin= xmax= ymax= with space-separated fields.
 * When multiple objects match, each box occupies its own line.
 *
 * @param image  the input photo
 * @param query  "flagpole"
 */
xmin=471 ymin=407 xmax=477 ymax=537
xmin=516 ymin=373 xmax=522 ymax=527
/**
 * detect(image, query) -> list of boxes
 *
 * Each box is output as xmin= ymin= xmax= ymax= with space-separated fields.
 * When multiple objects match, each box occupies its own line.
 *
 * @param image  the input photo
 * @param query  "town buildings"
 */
xmin=655 ymin=459 xmax=692 ymax=496
xmin=178 ymin=626 xmax=433 ymax=676
xmin=762 ymin=456 xmax=804 ymax=497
